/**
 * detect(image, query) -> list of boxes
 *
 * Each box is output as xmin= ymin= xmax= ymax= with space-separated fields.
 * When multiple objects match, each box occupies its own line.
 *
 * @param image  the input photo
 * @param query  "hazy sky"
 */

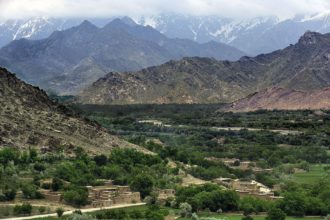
xmin=0 ymin=0 xmax=330 ymax=20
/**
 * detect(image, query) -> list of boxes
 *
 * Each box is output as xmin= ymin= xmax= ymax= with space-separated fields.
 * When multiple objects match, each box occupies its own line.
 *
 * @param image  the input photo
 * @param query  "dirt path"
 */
xmin=138 ymin=120 xmax=300 ymax=135
xmin=3 ymin=203 xmax=146 ymax=220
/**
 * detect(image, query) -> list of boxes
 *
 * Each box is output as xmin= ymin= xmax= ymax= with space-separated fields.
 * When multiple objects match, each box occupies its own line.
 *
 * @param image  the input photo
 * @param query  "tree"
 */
xmin=299 ymin=161 xmax=310 ymax=171
xmin=94 ymin=154 xmax=107 ymax=166
xmin=13 ymin=203 xmax=32 ymax=216
xmin=2 ymin=186 xmax=16 ymax=201
xmin=240 ymin=196 xmax=266 ymax=214
xmin=266 ymin=208 xmax=286 ymax=220
xmin=129 ymin=209 xmax=144 ymax=219
xmin=63 ymin=187 xmax=89 ymax=207
xmin=145 ymin=210 xmax=164 ymax=220
xmin=179 ymin=202 xmax=192 ymax=218
xmin=144 ymin=193 xmax=157 ymax=205
xmin=233 ymin=160 xmax=241 ymax=166
xmin=0 ymin=148 xmax=19 ymax=166
xmin=56 ymin=207 xmax=64 ymax=218
xmin=240 ymin=197 xmax=255 ymax=215
xmin=21 ymin=184 xmax=43 ymax=199
xmin=34 ymin=162 xmax=46 ymax=172
xmin=29 ymin=148 xmax=38 ymax=162
xmin=51 ymin=178 xmax=63 ymax=192
xmin=130 ymin=173 xmax=154 ymax=198
xmin=278 ymin=192 xmax=306 ymax=217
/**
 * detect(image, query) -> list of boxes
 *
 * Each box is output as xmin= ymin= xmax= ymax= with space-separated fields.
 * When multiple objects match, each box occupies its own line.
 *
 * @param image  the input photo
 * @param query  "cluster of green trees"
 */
xmin=0 ymin=148 xmax=43 ymax=202
xmin=94 ymin=206 xmax=169 ymax=220
xmin=53 ymin=148 xmax=180 ymax=198
xmin=278 ymin=180 xmax=330 ymax=216
xmin=172 ymin=181 xmax=330 ymax=218
xmin=175 ymin=184 xmax=240 ymax=212
xmin=0 ymin=147 xmax=181 ymax=208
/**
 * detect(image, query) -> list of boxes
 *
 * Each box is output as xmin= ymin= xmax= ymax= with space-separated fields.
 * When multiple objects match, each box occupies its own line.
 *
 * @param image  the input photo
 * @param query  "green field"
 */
xmin=179 ymin=214 xmax=323 ymax=220
xmin=291 ymin=164 xmax=329 ymax=184
xmin=31 ymin=212 xmax=324 ymax=220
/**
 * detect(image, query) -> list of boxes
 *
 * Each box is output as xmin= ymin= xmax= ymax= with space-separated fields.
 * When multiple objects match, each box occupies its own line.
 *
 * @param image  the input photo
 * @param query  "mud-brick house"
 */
xmin=87 ymin=181 xmax=141 ymax=208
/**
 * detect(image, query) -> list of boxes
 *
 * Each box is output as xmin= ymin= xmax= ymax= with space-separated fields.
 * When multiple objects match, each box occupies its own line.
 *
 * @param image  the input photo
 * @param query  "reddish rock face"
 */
xmin=225 ymin=87 xmax=330 ymax=112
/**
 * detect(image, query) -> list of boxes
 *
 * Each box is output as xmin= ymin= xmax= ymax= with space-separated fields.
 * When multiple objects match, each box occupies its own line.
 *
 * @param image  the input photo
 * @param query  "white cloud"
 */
xmin=0 ymin=0 xmax=330 ymax=20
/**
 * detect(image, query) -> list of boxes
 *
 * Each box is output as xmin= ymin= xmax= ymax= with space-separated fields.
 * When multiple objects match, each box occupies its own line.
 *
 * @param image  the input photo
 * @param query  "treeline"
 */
xmin=0 ymin=147 xmax=180 ymax=207
xmin=172 ymin=182 xmax=330 ymax=218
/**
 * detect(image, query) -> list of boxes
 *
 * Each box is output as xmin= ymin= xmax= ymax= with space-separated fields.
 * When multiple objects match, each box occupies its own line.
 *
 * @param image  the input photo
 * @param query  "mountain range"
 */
xmin=0 ymin=67 xmax=140 ymax=153
xmin=0 ymin=18 xmax=244 ymax=95
xmin=2 ymin=13 xmax=330 ymax=55
xmin=138 ymin=13 xmax=330 ymax=55
xmin=78 ymin=31 xmax=330 ymax=105
xmin=0 ymin=17 xmax=112 ymax=48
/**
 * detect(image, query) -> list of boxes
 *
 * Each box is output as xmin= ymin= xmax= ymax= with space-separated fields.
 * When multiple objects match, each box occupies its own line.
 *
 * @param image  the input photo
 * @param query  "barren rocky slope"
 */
xmin=0 ymin=67 xmax=137 ymax=154
xmin=79 ymin=31 xmax=330 ymax=105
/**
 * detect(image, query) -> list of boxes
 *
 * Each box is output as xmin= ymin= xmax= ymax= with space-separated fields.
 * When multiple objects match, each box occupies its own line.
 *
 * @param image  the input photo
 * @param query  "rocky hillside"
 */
xmin=79 ymin=31 xmax=330 ymax=105
xmin=78 ymin=57 xmax=251 ymax=104
xmin=0 ymin=18 xmax=244 ymax=95
xmin=224 ymin=87 xmax=330 ymax=112
xmin=0 ymin=67 xmax=136 ymax=154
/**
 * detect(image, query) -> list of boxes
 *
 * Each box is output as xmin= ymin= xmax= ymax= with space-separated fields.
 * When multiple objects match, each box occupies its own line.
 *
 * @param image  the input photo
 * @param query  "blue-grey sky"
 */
xmin=0 ymin=0 xmax=330 ymax=20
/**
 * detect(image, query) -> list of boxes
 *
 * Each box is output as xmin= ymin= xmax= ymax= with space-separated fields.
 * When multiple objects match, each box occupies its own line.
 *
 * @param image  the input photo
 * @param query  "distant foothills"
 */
xmin=78 ymin=31 xmax=330 ymax=108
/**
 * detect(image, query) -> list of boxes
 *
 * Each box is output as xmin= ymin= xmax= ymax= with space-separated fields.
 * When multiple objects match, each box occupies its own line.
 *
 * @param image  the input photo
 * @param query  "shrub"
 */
xmin=56 ymin=207 xmax=64 ymax=218
xmin=38 ymin=206 xmax=46 ymax=214
xmin=41 ymin=182 xmax=51 ymax=189
xmin=13 ymin=203 xmax=32 ymax=216
xmin=242 ymin=215 xmax=253 ymax=220
xmin=266 ymin=208 xmax=286 ymax=220
xmin=192 ymin=212 xmax=200 ymax=220
xmin=73 ymin=210 xmax=82 ymax=215
xmin=69 ymin=213 xmax=94 ymax=220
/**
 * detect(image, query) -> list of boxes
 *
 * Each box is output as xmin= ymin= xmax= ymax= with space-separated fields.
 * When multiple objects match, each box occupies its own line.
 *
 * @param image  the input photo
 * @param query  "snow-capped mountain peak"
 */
xmin=2 ymin=13 xmax=330 ymax=55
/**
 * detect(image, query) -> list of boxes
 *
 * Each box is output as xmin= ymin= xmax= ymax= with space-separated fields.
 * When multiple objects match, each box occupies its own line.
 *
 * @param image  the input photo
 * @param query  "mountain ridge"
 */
xmin=0 ymin=18 xmax=245 ymax=95
xmin=78 ymin=31 xmax=330 ymax=105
